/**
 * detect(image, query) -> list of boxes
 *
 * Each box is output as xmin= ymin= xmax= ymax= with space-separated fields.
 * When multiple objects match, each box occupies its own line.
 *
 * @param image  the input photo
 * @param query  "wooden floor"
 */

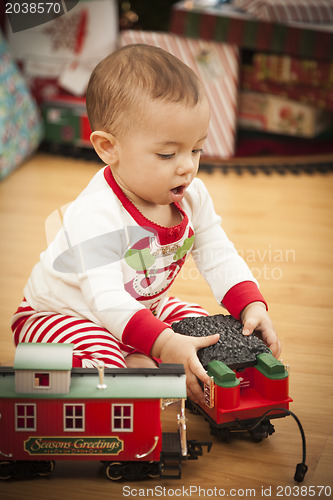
xmin=0 ymin=153 xmax=332 ymax=499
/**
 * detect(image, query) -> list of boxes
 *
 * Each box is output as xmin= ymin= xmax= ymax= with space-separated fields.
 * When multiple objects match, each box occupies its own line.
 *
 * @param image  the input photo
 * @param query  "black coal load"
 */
xmin=172 ymin=314 xmax=271 ymax=369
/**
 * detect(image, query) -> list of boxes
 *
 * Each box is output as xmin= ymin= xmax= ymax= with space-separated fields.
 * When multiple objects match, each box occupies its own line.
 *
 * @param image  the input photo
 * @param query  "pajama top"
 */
xmin=23 ymin=166 xmax=265 ymax=356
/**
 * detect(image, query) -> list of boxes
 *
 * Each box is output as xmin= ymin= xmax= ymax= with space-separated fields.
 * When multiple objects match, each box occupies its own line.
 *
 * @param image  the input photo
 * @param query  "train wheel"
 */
xmin=147 ymin=461 xmax=160 ymax=478
xmin=38 ymin=461 xmax=55 ymax=477
xmin=250 ymin=420 xmax=275 ymax=442
xmin=185 ymin=399 xmax=200 ymax=415
xmin=122 ymin=462 xmax=148 ymax=481
xmin=105 ymin=462 xmax=124 ymax=481
xmin=209 ymin=423 xmax=230 ymax=443
xmin=0 ymin=461 xmax=13 ymax=480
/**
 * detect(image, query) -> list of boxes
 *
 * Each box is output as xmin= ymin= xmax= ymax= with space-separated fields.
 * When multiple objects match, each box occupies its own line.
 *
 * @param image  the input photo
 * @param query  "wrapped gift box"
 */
xmin=0 ymin=29 xmax=42 ymax=181
xmin=120 ymin=30 xmax=240 ymax=160
xmin=234 ymin=0 xmax=333 ymax=24
xmin=238 ymin=91 xmax=331 ymax=138
xmin=171 ymin=1 xmax=333 ymax=61
xmin=6 ymin=0 xmax=118 ymax=102
xmin=252 ymin=53 xmax=333 ymax=88
xmin=241 ymin=65 xmax=333 ymax=111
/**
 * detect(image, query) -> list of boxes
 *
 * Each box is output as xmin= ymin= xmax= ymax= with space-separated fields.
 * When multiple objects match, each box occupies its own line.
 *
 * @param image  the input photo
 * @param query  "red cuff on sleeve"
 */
xmin=222 ymin=281 xmax=267 ymax=320
xmin=122 ymin=309 xmax=169 ymax=356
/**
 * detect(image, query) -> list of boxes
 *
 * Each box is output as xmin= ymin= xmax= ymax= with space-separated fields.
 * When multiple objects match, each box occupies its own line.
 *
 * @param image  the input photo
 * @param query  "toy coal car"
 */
xmin=173 ymin=314 xmax=308 ymax=482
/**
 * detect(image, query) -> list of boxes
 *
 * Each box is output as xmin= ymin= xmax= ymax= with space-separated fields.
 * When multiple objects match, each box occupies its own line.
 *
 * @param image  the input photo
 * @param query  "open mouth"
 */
xmin=171 ymin=185 xmax=185 ymax=196
xmin=170 ymin=185 xmax=186 ymax=202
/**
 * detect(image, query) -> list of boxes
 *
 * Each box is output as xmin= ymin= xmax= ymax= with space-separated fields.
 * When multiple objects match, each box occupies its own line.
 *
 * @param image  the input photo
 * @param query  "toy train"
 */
xmin=0 ymin=343 xmax=211 ymax=481
xmin=174 ymin=314 xmax=292 ymax=442
xmin=0 ymin=331 xmax=307 ymax=482
xmin=172 ymin=314 xmax=308 ymax=483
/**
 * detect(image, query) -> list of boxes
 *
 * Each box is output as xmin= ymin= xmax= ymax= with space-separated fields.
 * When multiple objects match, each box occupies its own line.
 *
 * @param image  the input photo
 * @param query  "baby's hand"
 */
xmin=151 ymin=328 xmax=219 ymax=404
xmin=241 ymin=302 xmax=281 ymax=358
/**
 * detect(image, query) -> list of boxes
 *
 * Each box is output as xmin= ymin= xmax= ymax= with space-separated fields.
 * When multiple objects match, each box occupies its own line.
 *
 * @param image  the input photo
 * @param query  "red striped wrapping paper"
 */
xmin=234 ymin=0 xmax=333 ymax=24
xmin=170 ymin=3 xmax=333 ymax=61
xmin=120 ymin=30 xmax=240 ymax=160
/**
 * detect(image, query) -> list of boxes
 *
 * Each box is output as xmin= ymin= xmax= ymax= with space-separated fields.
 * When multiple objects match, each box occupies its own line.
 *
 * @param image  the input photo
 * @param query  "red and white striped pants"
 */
xmin=11 ymin=298 xmax=208 ymax=368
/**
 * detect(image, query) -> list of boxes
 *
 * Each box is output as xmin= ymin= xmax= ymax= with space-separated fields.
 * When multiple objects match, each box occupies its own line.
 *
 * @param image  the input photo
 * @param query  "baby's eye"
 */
xmin=157 ymin=153 xmax=175 ymax=160
xmin=192 ymin=149 xmax=203 ymax=155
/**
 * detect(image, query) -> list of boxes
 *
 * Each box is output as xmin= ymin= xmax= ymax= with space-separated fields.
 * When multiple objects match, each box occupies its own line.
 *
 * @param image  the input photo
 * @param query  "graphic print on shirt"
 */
xmin=52 ymin=221 xmax=195 ymax=315
xmin=123 ymin=227 xmax=195 ymax=303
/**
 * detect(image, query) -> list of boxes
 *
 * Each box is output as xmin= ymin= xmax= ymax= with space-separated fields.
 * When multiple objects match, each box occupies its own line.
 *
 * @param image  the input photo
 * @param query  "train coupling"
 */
xmin=186 ymin=440 xmax=212 ymax=460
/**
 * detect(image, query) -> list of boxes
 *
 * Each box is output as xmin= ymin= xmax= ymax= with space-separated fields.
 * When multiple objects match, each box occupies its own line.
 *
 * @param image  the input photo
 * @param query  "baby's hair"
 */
xmin=86 ymin=44 xmax=204 ymax=136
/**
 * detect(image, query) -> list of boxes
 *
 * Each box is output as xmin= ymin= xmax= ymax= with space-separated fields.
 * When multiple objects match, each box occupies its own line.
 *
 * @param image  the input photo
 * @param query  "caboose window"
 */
xmin=15 ymin=404 xmax=36 ymax=431
xmin=112 ymin=404 xmax=133 ymax=432
xmin=64 ymin=404 xmax=85 ymax=432
xmin=34 ymin=372 xmax=50 ymax=388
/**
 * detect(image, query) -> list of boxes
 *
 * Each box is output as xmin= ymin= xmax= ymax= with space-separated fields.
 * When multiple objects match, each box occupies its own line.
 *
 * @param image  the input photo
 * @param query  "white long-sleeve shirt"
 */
xmin=24 ymin=166 xmax=265 ymax=355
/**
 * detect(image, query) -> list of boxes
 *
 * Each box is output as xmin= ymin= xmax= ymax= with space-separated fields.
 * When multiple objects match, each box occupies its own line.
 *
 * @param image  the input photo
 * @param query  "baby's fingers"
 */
xmin=242 ymin=318 xmax=258 ymax=336
xmin=266 ymin=334 xmax=282 ymax=358
xmin=194 ymin=333 xmax=220 ymax=349
xmin=186 ymin=370 xmax=205 ymax=404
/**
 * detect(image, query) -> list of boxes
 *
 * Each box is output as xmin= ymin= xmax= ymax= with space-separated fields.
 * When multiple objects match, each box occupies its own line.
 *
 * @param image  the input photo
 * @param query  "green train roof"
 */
xmin=14 ymin=343 xmax=74 ymax=371
xmin=0 ymin=365 xmax=187 ymax=400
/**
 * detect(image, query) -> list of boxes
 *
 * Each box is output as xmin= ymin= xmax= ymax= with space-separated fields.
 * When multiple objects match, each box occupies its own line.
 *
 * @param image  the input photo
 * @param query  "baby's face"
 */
xmin=111 ymin=96 xmax=210 ymax=208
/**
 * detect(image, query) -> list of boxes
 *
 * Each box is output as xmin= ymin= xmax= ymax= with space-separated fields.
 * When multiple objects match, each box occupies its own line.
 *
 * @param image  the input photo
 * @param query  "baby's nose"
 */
xmin=177 ymin=156 xmax=195 ymax=175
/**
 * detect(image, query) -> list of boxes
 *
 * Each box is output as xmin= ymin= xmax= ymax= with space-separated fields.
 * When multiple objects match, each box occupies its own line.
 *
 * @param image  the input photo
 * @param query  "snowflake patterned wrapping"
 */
xmin=0 ymin=30 xmax=42 ymax=181
xmin=172 ymin=314 xmax=270 ymax=369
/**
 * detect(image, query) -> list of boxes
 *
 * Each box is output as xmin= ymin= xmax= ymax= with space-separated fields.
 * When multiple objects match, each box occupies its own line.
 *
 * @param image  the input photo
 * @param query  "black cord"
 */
xmin=237 ymin=408 xmax=308 ymax=482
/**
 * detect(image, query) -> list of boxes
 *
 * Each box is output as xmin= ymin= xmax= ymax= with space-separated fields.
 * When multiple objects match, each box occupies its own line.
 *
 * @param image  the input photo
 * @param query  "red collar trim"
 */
xmin=103 ymin=166 xmax=189 ymax=244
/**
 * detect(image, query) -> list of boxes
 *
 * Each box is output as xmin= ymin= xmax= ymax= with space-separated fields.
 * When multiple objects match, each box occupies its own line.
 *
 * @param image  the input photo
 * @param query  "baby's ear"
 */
xmin=90 ymin=131 xmax=119 ymax=165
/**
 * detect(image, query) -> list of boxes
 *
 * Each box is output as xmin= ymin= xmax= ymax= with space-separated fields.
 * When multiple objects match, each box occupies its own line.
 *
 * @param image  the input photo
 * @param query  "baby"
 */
xmin=11 ymin=44 xmax=280 ymax=403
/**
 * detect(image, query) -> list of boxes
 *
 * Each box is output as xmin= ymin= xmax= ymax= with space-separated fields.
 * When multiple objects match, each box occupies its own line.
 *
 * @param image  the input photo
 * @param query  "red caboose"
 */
xmin=0 ymin=343 xmax=199 ymax=481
